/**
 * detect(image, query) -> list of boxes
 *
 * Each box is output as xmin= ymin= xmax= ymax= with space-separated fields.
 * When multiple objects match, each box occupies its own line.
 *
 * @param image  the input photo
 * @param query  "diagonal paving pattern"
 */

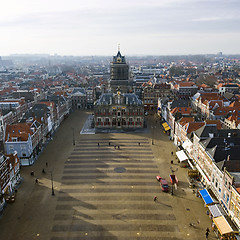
xmin=50 ymin=136 xmax=182 ymax=240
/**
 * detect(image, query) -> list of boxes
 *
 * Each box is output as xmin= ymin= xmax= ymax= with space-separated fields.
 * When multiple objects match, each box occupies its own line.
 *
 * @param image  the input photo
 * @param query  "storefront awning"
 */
xmin=176 ymin=150 xmax=188 ymax=162
xmin=208 ymin=204 xmax=225 ymax=218
xmin=182 ymin=141 xmax=192 ymax=153
xmin=213 ymin=216 xmax=234 ymax=235
xmin=162 ymin=122 xmax=171 ymax=131
xmin=199 ymin=189 xmax=214 ymax=205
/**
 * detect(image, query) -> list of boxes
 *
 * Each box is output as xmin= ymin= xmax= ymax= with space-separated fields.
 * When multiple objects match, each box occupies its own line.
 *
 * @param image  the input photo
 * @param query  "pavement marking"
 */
xmin=50 ymin=135 xmax=181 ymax=240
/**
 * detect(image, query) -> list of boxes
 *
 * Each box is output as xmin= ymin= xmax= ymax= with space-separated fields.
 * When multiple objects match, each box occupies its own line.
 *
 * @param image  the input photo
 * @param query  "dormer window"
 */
xmin=12 ymin=137 xmax=17 ymax=142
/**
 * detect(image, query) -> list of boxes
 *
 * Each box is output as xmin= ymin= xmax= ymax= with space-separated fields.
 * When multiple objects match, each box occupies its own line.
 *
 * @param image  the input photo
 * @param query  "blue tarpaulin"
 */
xmin=199 ymin=189 xmax=214 ymax=205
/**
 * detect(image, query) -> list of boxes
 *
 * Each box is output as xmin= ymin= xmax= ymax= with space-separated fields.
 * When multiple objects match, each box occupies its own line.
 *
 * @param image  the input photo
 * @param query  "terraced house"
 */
xmin=4 ymin=121 xmax=42 ymax=166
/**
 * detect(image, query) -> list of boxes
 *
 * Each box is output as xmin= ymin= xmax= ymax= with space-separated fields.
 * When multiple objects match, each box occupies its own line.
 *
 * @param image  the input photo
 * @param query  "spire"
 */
xmin=116 ymin=44 xmax=121 ymax=58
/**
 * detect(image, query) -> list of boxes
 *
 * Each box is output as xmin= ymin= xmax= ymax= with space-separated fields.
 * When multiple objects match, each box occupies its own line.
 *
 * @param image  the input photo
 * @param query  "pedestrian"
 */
xmin=205 ymin=230 xmax=209 ymax=239
xmin=109 ymin=142 xmax=111 ymax=146
xmin=206 ymin=228 xmax=210 ymax=233
xmin=154 ymin=196 xmax=157 ymax=202
xmin=98 ymin=143 xmax=99 ymax=147
xmin=30 ymin=171 xmax=34 ymax=176
xmin=35 ymin=178 xmax=39 ymax=184
xmin=42 ymin=168 xmax=45 ymax=174
xmin=114 ymin=145 xmax=116 ymax=149
xmin=138 ymin=142 xmax=140 ymax=146
xmin=171 ymin=160 xmax=173 ymax=164
xmin=46 ymin=162 xmax=48 ymax=167
xmin=171 ymin=151 xmax=173 ymax=155
xmin=118 ymin=145 xmax=120 ymax=149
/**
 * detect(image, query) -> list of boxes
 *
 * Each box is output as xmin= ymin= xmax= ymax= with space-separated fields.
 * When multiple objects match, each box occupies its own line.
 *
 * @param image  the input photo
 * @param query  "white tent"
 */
xmin=176 ymin=150 xmax=188 ymax=162
xmin=182 ymin=141 xmax=192 ymax=153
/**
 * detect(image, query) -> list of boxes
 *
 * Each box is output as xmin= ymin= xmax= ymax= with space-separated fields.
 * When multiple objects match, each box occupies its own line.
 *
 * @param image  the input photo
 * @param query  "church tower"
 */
xmin=109 ymin=47 xmax=130 ymax=93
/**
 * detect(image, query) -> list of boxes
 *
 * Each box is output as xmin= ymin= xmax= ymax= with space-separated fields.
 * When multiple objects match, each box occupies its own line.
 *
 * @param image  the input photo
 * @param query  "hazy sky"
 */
xmin=1 ymin=0 xmax=240 ymax=56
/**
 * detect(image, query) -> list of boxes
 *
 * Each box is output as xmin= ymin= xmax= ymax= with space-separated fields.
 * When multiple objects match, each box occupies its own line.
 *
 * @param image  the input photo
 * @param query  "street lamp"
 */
xmin=72 ymin=127 xmax=75 ymax=145
xmin=151 ymin=126 xmax=156 ymax=145
xmin=50 ymin=171 xmax=55 ymax=196
xmin=170 ymin=167 xmax=178 ymax=196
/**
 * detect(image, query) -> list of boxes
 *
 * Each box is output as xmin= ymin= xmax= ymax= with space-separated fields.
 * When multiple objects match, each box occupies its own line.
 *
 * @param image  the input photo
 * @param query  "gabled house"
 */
xmin=0 ymin=153 xmax=9 ymax=212
xmin=47 ymin=95 xmax=71 ymax=128
xmin=71 ymin=88 xmax=87 ymax=109
xmin=193 ymin=129 xmax=240 ymax=203
xmin=213 ymin=106 xmax=240 ymax=120
xmin=5 ymin=121 xmax=42 ymax=166
xmin=6 ymin=151 xmax=20 ymax=195
xmin=174 ymin=81 xmax=198 ymax=99
xmin=228 ymin=174 xmax=240 ymax=230
xmin=31 ymin=103 xmax=54 ymax=139
xmin=191 ymin=92 xmax=229 ymax=120
xmin=39 ymin=101 xmax=57 ymax=131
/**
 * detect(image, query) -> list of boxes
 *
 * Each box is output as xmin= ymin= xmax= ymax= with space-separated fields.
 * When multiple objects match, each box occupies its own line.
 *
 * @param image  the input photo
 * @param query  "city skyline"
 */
xmin=1 ymin=0 xmax=240 ymax=56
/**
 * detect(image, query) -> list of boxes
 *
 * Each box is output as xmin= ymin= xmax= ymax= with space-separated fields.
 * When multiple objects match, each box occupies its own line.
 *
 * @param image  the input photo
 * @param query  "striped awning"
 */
xmin=208 ymin=204 xmax=225 ymax=218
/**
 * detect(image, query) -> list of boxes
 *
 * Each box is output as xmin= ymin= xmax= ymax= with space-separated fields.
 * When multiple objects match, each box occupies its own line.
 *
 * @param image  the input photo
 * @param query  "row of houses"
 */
xmin=158 ymin=92 xmax=240 ymax=232
xmin=3 ymin=96 xmax=71 ymax=166
xmin=0 ymin=94 xmax=72 ymax=213
xmin=0 ymin=152 xmax=20 ymax=212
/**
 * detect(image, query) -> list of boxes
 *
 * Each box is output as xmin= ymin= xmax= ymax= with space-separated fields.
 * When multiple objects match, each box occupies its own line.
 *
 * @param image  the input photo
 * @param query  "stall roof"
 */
xmin=176 ymin=150 xmax=188 ymax=162
xmin=213 ymin=216 xmax=234 ymax=235
xmin=162 ymin=122 xmax=171 ymax=131
xmin=208 ymin=204 xmax=226 ymax=218
xmin=182 ymin=141 xmax=192 ymax=152
xmin=199 ymin=189 xmax=214 ymax=205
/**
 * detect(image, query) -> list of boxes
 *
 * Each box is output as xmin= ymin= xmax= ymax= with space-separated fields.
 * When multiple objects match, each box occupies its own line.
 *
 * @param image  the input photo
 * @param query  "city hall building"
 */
xmin=94 ymin=91 xmax=144 ymax=129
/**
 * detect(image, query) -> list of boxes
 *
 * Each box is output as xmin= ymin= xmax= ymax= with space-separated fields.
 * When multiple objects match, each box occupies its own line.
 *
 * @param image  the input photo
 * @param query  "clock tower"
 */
xmin=109 ymin=47 xmax=131 ymax=93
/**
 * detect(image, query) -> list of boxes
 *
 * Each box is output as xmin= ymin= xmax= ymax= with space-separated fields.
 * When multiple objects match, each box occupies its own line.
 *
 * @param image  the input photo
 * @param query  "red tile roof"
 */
xmin=171 ymin=107 xmax=192 ymax=115
xmin=5 ymin=123 xmax=33 ymax=141
xmin=179 ymin=117 xmax=195 ymax=126
xmin=205 ymin=120 xmax=222 ymax=129
xmin=185 ymin=122 xmax=205 ymax=134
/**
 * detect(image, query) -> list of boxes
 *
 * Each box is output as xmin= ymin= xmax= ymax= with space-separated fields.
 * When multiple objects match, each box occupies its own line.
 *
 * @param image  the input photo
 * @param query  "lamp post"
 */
xmin=170 ymin=167 xmax=178 ymax=196
xmin=72 ymin=127 xmax=75 ymax=145
xmin=151 ymin=126 xmax=156 ymax=145
xmin=50 ymin=171 xmax=55 ymax=196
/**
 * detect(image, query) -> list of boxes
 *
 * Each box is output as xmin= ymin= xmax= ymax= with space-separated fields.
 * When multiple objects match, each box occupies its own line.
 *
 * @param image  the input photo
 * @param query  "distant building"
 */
xmin=94 ymin=91 xmax=144 ymax=129
xmin=86 ymin=87 xmax=94 ymax=109
xmin=71 ymin=88 xmax=87 ymax=109
xmin=174 ymin=82 xmax=198 ymax=99
xmin=143 ymin=83 xmax=172 ymax=111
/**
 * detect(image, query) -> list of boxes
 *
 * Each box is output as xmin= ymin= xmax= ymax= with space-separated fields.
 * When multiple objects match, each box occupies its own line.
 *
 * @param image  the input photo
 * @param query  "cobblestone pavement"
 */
xmin=0 ymin=111 xmax=217 ymax=240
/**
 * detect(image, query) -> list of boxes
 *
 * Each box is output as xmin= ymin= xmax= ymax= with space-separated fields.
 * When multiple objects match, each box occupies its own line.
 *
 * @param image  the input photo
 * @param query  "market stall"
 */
xmin=176 ymin=150 xmax=188 ymax=167
xmin=199 ymin=188 xmax=215 ymax=206
xmin=212 ymin=215 xmax=237 ymax=239
xmin=162 ymin=122 xmax=171 ymax=131
xmin=208 ymin=204 xmax=226 ymax=218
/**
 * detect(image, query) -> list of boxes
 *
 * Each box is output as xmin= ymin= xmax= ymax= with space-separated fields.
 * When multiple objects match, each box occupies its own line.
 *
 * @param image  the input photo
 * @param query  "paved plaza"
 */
xmin=0 ymin=110 xmax=217 ymax=240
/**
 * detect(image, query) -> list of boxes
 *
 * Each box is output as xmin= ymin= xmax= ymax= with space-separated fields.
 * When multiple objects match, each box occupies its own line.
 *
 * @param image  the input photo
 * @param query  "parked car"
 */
xmin=156 ymin=176 xmax=169 ymax=192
